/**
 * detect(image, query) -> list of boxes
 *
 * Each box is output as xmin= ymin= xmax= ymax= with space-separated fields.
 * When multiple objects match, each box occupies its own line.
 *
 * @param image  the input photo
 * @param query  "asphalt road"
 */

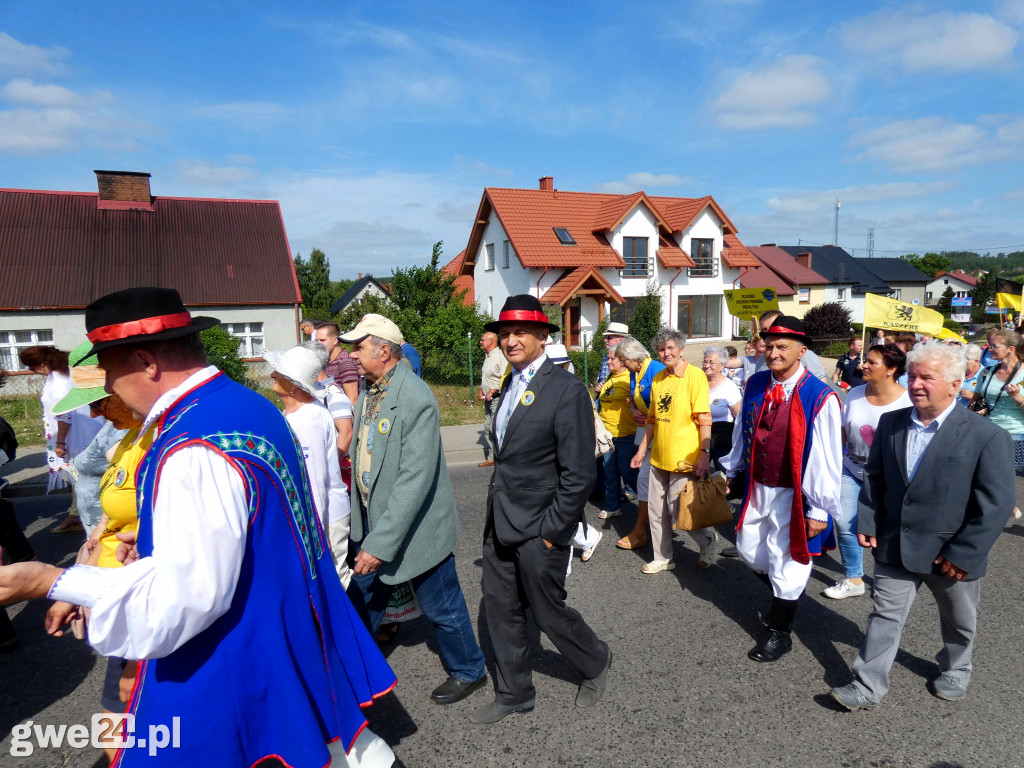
xmin=2 ymin=467 xmax=1024 ymax=768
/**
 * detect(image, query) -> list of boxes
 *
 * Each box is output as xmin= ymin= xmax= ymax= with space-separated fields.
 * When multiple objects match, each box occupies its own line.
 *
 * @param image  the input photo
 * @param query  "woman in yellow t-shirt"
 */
xmin=631 ymin=329 xmax=720 ymax=574
xmin=596 ymin=352 xmax=640 ymax=520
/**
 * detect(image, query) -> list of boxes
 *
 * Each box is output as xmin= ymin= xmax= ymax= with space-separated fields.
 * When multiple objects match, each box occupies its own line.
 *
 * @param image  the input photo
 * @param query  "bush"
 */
xmin=568 ymin=348 xmax=603 ymax=387
xmin=202 ymin=326 xmax=248 ymax=384
xmin=803 ymin=302 xmax=853 ymax=340
xmin=629 ymin=280 xmax=662 ymax=353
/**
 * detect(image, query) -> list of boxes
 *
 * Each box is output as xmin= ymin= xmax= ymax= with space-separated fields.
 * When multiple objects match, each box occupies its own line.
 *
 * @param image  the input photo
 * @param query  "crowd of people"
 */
xmin=0 ymin=291 xmax=1020 ymax=764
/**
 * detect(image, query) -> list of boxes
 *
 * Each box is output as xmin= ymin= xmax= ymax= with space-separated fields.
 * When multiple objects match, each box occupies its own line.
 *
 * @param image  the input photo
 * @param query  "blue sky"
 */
xmin=3 ymin=1 xmax=1024 ymax=279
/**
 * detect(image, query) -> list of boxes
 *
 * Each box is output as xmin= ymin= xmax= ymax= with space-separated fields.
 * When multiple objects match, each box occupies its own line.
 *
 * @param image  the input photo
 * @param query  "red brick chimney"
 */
xmin=95 ymin=170 xmax=152 ymax=202
xmin=796 ymin=252 xmax=813 ymax=270
xmin=539 ymin=175 xmax=553 ymax=192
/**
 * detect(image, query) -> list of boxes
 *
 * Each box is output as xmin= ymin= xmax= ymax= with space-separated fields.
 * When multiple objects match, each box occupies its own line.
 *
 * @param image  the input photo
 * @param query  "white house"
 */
xmin=458 ymin=176 xmax=758 ymax=345
xmin=926 ymin=271 xmax=977 ymax=305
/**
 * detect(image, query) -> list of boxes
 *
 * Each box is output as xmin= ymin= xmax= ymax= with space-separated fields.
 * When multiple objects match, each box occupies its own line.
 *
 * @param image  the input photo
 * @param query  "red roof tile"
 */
xmin=748 ymin=246 xmax=831 ymax=286
xmin=443 ymin=250 xmax=475 ymax=306
xmin=1 ymin=188 xmax=300 ymax=310
xmin=740 ymin=264 xmax=797 ymax=295
xmin=934 ymin=270 xmax=978 ymax=287
xmin=721 ymin=234 xmax=760 ymax=268
xmin=656 ymin=234 xmax=695 ymax=268
xmin=539 ymin=266 xmax=625 ymax=306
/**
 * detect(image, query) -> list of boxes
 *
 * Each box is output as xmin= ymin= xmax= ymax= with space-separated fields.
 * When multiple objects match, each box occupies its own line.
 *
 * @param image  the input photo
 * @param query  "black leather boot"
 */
xmin=748 ymin=597 xmax=798 ymax=662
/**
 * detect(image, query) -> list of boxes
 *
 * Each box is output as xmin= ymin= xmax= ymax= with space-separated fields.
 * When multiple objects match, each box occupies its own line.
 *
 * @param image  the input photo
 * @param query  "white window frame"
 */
xmin=798 ymin=287 xmax=810 ymax=304
xmin=222 ymin=322 xmax=265 ymax=359
xmin=502 ymin=240 xmax=511 ymax=269
xmin=485 ymin=244 xmax=495 ymax=271
xmin=0 ymin=329 xmax=54 ymax=371
xmin=837 ymin=288 xmax=847 ymax=301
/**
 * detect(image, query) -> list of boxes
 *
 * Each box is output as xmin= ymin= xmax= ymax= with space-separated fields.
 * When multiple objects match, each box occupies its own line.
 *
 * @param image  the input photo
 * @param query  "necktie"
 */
xmin=766 ymin=382 xmax=785 ymax=410
xmin=498 ymin=375 xmax=525 ymax=447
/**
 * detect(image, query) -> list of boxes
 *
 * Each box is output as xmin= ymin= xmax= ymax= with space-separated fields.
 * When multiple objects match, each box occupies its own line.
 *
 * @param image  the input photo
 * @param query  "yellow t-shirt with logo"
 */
xmin=598 ymin=369 xmax=636 ymax=438
xmin=648 ymin=364 xmax=710 ymax=472
xmin=97 ymin=424 xmax=156 ymax=569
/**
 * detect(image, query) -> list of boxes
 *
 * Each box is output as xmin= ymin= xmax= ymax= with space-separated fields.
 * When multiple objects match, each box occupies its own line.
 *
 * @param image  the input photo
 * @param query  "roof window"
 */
xmin=553 ymin=227 xmax=576 ymax=245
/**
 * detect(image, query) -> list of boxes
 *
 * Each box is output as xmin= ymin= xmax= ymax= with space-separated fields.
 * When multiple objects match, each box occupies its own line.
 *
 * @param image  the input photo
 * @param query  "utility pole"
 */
xmin=833 ymin=199 xmax=840 ymax=246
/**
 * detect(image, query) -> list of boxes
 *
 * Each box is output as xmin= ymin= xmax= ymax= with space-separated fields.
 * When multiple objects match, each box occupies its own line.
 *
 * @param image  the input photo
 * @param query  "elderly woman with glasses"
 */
xmin=702 ymin=346 xmax=742 ymax=473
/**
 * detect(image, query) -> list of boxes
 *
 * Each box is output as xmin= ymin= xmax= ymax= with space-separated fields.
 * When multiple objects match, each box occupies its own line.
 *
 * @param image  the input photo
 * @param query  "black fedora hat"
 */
xmin=81 ymin=287 xmax=220 ymax=358
xmin=484 ymin=294 xmax=560 ymax=334
xmin=761 ymin=314 xmax=813 ymax=345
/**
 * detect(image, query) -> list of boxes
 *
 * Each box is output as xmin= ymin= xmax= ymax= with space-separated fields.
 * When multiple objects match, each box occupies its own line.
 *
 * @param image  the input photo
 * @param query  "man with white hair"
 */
xmin=958 ymin=343 xmax=983 ymax=407
xmin=830 ymin=341 xmax=1014 ymax=710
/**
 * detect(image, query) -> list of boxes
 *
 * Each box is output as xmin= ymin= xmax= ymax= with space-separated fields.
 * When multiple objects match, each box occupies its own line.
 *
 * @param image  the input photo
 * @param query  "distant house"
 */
xmin=442 ymin=251 xmax=475 ymax=307
xmin=926 ymin=270 xmax=977 ymax=306
xmin=458 ymin=176 xmax=758 ymax=345
xmin=854 ymin=258 xmax=930 ymax=307
xmin=746 ymin=246 xmax=832 ymax=319
xmin=328 ymin=274 xmax=391 ymax=314
xmin=775 ymin=246 xmax=889 ymax=323
xmin=0 ymin=170 xmax=301 ymax=375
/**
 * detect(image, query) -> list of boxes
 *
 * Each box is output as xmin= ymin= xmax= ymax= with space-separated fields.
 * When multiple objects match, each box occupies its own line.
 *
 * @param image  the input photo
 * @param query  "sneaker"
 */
xmin=698 ymin=529 xmax=721 ymax=568
xmin=823 ymin=579 xmax=866 ymax=599
xmin=829 ymin=682 xmax=879 ymax=711
xmin=929 ymin=673 xmax=969 ymax=701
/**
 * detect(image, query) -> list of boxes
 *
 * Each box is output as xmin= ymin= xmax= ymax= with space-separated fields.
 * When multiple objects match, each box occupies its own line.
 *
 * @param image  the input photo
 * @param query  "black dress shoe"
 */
xmin=430 ymin=674 xmax=487 ymax=705
xmin=748 ymin=628 xmax=792 ymax=662
xmin=576 ymin=646 xmax=612 ymax=708
xmin=469 ymin=698 xmax=535 ymax=724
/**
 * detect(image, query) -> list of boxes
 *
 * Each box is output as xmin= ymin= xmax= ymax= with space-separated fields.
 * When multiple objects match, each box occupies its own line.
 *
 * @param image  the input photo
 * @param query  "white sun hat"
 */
xmin=264 ymin=346 xmax=326 ymax=397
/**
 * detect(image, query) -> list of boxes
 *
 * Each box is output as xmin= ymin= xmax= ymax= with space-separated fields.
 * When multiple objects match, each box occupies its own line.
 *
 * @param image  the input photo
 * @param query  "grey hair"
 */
xmin=370 ymin=335 xmax=403 ymax=360
xmin=703 ymin=345 xmax=727 ymax=364
xmin=614 ymin=336 xmax=650 ymax=363
xmin=300 ymin=339 xmax=330 ymax=370
xmin=963 ymin=343 xmax=982 ymax=363
xmin=906 ymin=339 xmax=966 ymax=384
xmin=653 ymin=327 xmax=686 ymax=351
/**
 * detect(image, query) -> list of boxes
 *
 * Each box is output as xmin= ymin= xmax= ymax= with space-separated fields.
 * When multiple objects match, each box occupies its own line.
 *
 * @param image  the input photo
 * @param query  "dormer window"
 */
xmin=553 ymin=227 xmax=576 ymax=245
xmin=689 ymin=238 xmax=717 ymax=277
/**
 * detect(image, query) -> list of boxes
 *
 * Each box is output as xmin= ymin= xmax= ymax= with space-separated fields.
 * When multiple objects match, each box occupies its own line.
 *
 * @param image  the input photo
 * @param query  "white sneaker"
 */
xmin=823 ymin=579 xmax=866 ymax=599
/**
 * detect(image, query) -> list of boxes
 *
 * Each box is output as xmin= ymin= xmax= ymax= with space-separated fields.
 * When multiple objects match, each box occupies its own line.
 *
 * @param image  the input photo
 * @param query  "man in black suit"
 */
xmin=830 ymin=340 xmax=1014 ymax=710
xmin=470 ymin=295 xmax=611 ymax=725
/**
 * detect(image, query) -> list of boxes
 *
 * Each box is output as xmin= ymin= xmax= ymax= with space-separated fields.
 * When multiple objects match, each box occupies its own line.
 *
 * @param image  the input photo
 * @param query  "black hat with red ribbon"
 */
xmin=761 ymin=314 xmax=812 ymax=345
xmin=485 ymin=294 xmax=560 ymax=333
xmin=81 ymin=287 xmax=220 ymax=358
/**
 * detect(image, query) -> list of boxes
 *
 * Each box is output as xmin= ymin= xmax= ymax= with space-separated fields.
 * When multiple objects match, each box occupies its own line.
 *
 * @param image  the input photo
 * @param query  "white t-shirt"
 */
xmin=323 ymin=379 xmax=354 ymax=422
xmin=709 ymin=378 xmax=742 ymax=423
xmin=842 ymin=386 xmax=912 ymax=480
xmin=284 ymin=399 xmax=350 ymax=525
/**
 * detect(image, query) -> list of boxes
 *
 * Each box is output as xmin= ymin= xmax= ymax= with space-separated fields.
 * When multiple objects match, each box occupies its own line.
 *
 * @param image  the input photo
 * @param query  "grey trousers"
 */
xmin=482 ymin=397 xmax=498 ymax=460
xmin=851 ymin=560 xmax=981 ymax=702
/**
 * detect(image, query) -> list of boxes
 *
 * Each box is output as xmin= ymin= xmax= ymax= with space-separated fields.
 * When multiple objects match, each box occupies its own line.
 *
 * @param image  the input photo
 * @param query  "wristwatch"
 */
xmin=700 ymin=448 xmax=711 ymax=454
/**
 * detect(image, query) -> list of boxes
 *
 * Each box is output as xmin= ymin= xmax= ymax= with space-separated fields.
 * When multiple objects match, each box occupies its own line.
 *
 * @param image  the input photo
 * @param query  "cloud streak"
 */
xmin=712 ymin=55 xmax=832 ymax=130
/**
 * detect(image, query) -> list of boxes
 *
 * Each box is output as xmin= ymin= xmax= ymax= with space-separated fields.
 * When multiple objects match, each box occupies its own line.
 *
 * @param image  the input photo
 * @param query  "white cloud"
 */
xmin=849 ymin=117 xmax=1019 ymax=173
xmin=839 ymin=10 xmax=1018 ymax=73
xmin=996 ymin=0 xmax=1024 ymax=25
xmin=712 ymin=55 xmax=832 ymax=130
xmin=0 ymin=32 xmax=69 ymax=76
xmin=0 ymin=78 xmax=113 ymax=107
xmin=175 ymin=160 xmax=260 ymax=187
xmin=593 ymin=172 xmax=695 ymax=194
xmin=0 ymin=105 xmax=146 ymax=155
xmin=766 ymin=182 xmax=953 ymax=215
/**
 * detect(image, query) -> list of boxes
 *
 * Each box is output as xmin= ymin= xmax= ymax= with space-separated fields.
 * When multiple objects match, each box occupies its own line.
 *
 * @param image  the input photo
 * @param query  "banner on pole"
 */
xmin=723 ymin=288 xmax=779 ymax=319
xmin=863 ymin=293 xmax=944 ymax=335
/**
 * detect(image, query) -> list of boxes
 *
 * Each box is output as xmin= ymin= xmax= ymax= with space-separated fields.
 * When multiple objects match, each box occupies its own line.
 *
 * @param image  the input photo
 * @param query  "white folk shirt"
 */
xmin=720 ymin=364 xmax=843 ymax=523
xmin=49 ymin=366 xmax=250 ymax=660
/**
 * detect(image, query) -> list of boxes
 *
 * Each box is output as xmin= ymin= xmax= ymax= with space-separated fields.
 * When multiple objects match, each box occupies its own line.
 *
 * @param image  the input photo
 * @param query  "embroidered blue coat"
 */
xmin=115 ymin=373 xmax=395 ymax=767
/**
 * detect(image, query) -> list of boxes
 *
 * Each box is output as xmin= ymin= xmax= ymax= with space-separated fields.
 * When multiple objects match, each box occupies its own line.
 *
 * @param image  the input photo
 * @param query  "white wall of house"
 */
xmin=884 ymin=283 xmax=927 ymax=307
xmin=0 ymin=305 xmax=298 ymax=373
xmin=925 ymin=276 xmax=974 ymax=305
xmin=821 ymin=285 xmax=864 ymax=323
xmin=473 ymin=216 xmax=533 ymax=319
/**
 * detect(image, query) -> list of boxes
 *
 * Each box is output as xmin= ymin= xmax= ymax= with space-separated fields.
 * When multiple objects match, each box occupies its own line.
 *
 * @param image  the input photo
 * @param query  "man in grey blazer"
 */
xmin=342 ymin=314 xmax=487 ymax=706
xmin=830 ymin=341 xmax=1014 ymax=710
xmin=470 ymin=295 xmax=611 ymax=725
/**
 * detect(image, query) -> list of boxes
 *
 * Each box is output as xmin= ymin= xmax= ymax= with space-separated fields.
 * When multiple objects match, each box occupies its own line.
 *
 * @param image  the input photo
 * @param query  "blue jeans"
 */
xmin=348 ymin=552 xmax=486 ymax=683
xmin=602 ymin=435 xmax=639 ymax=511
xmin=837 ymin=467 xmax=864 ymax=580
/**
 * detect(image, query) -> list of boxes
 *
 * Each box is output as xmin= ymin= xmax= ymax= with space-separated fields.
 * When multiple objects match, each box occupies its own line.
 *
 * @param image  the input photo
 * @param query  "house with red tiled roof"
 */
xmin=442 ymin=251 xmax=475 ymax=307
xmin=926 ymin=270 xmax=977 ymax=306
xmin=745 ymin=246 xmax=833 ymax=318
xmin=458 ymin=176 xmax=758 ymax=345
xmin=0 ymin=170 xmax=302 ymax=373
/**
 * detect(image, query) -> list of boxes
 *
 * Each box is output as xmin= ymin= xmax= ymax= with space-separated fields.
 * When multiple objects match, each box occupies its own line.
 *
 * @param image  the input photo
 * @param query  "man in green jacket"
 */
xmin=342 ymin=314 xmax=488 ymax=707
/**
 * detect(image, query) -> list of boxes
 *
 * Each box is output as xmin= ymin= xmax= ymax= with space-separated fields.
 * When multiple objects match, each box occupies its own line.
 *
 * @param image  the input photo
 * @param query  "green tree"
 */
xmin=294 ymin=248 xmax=334 ymax=320
xmin=629 ymin=280 xmax=663 ymax=353
xmin=971 ymin=271 xmax=997 ymax=323
xmin=201 ymin=326 xmax=248 ymax=384
xmin=936 ymin=286 xmax=955 ymax=318
xmin=899 ymin=252 xmax=952 ymax=279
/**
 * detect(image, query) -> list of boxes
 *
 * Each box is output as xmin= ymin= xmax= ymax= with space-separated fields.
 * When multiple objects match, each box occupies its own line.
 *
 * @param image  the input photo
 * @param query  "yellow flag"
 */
xmin=723 ymin=288 xmax=780 ymax=319
xmin=934 ymin=327 xmax=968 ymax=344
xmin=863 ymin=293 xmax=944 ymax=335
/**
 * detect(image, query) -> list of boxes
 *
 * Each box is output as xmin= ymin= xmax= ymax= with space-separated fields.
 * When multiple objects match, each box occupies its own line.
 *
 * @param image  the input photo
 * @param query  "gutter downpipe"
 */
xmin=535 ymin=267 xmax=549 ymax=299
xmin=667 ymin=267 xmax=684 ymax=329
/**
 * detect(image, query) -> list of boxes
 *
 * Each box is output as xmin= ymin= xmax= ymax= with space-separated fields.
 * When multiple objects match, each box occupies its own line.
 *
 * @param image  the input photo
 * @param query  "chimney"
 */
xmin=358 ymin=273 xmax=363 ymax=280
xmin=95 ymin=170 xmax=152 ymax=202
xmin=760 ymin=243 xmax=776 ymax=247
xmin=796 ymin=252 xmax=812 ymax=270
xmin=539 ymin=175 xmax=553 ymax=192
